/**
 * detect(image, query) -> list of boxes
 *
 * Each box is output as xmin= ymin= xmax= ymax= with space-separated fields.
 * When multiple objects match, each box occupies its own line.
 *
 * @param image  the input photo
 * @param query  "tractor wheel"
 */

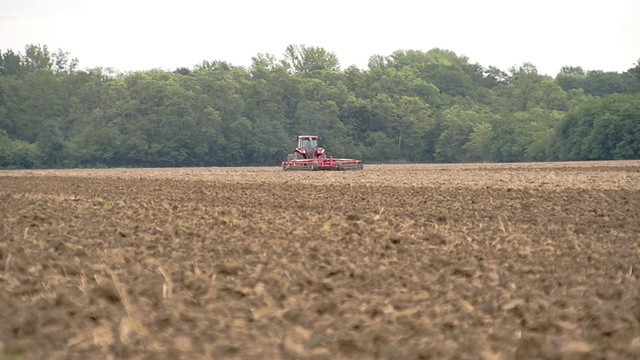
xmin=311 ymin=161 xmax=319 ymax=171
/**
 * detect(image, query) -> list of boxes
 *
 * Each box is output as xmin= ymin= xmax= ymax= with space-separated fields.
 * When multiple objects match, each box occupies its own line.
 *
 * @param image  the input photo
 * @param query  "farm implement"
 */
xmin=281 ymin=135 xmax=363 ymax=171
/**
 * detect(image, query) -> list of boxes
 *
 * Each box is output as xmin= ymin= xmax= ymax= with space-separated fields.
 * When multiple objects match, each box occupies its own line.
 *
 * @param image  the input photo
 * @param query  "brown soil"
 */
xmin=1 ymin=162 xmax=639 ymax=359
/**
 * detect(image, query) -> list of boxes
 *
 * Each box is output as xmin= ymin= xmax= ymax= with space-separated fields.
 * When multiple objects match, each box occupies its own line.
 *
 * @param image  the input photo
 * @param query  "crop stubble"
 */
xmin=1 ymin=162 xmax=639 ymax=359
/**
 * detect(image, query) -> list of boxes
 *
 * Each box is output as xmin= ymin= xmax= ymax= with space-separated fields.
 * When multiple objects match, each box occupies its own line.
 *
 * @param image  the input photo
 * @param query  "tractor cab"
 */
xmin=294 ymin=135 xmax=325 ymax=159
xmin=299 ymin=136 xmax=318 ymax=150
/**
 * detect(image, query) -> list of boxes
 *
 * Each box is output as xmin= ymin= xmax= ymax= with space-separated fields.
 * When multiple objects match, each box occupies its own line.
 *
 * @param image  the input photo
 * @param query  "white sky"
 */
xmin=1 ymin=0 xmax=639 ymax=75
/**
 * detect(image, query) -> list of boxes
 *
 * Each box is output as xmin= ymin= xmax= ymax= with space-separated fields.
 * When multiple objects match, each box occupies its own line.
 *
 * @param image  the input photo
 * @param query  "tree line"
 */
xmin=1 ymin=44 xmax=639 ymax=168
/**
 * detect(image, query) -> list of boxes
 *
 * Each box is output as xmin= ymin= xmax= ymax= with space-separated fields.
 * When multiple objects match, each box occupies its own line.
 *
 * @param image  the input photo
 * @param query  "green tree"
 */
xmin=554 ymin=93 xmax=640 ymax=160
xmin=67 ymin=124 xmax=122 ymax=167
xmin=36 ymin=120 xmax=65 ymax=167
xmin=2 ymin=43 xmax=639 ymax=168
xmin=0 ymin=129 xmax=38 ymax=168
xmin=497 ymin=63 xmax=544 ymax=112
xmin=283 ymin=44 xmax=340 ymax=75
xmin=0 ymin=49 xmax=25 ymax=76
xmin=434 ymin=105 xmax=498 ymax=162
xmin=23 ymin=44 xmax=52 ymax=72
xmin=463 ymin=122 xmax=494 ymax=161
xmin=364 ymin=131 xmax=398 ymax=162
xmin=51 ymin=48 xmax=79 ymax=74
xmin=556 ymin=66 xmax=586 ymax=91
xmin=395 ymin=96 xmax=434 ymax=160
xmin=632 ymin=59 xmax=640 ymax=84
xmin=582 ymin=70 xmax=635 ymax=96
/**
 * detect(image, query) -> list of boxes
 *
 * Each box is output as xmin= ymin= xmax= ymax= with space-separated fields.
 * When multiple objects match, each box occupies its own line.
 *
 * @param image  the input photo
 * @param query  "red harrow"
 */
xmin=281 ymin=135 xmax=363 ymax=171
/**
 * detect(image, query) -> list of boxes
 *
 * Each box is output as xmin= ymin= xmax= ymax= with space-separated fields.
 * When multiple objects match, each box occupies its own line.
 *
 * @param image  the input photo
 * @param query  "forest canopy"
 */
xmin=1 ymin=44 xmax=639 ymax=168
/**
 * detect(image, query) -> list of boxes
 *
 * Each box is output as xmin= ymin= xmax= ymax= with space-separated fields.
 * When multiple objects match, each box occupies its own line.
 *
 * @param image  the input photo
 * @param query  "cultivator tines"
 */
xmin=281 ymin=157 xmax=363 ymax=171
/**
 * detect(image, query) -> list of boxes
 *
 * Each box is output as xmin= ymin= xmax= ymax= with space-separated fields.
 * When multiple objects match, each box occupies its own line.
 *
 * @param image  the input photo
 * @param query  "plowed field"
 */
xmin=1 ymin=162 xmax=639 ymax=359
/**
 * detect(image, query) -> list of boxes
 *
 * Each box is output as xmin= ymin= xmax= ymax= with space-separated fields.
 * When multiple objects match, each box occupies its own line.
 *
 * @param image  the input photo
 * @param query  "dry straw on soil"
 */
xmin=1 ymin=161 xmax=639 ymax=359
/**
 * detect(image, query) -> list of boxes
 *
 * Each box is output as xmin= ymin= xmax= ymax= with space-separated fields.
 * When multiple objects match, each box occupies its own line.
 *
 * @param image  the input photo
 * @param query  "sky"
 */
xmin=1 ymin=0 xmax=639 ymax=76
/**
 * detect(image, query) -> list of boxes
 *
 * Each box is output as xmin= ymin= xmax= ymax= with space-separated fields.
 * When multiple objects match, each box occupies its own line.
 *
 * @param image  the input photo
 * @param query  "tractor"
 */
xmin=281 ymin=135 xmax=363 ymax=171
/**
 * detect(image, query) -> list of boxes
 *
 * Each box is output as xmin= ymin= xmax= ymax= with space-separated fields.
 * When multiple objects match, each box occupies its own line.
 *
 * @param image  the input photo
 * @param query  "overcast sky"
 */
xmin=1 ymin=0 xmax=639 ymax=75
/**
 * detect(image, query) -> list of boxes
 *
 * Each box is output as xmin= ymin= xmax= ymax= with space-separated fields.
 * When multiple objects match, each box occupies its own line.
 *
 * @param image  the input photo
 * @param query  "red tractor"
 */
xmin=281 ymin=135 xmax=363 ymax=171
